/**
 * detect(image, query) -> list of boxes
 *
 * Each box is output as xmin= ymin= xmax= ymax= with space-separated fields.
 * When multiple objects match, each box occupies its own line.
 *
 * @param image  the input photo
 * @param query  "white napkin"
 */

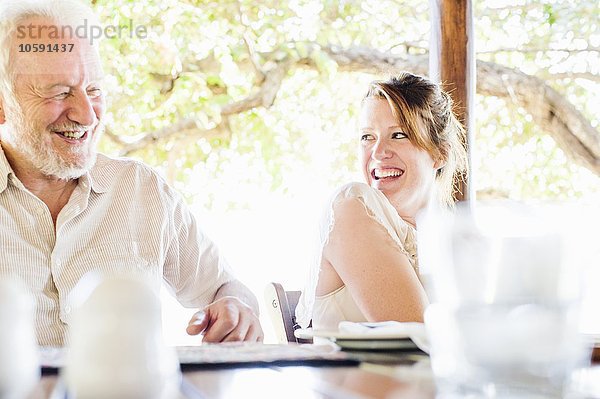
xmin=338 ymin=321 xmax=430 ymax=353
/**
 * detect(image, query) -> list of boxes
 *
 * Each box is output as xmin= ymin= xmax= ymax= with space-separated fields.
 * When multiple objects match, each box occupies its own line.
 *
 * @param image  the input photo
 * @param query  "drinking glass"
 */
xmin=63 ymin=275 xmax=180 ymax=399
xmin=0 ymin=277 xmax=39 ymax=399
xmin=418 ymin=202 xmax=592 ymax=398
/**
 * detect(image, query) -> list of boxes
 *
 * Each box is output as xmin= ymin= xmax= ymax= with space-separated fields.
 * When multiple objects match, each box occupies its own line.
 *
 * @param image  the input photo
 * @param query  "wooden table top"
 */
xmin=28 ymin=356 xmax=600 ymax=399
xmin=29 ymin=363 xmax=437 ymax=399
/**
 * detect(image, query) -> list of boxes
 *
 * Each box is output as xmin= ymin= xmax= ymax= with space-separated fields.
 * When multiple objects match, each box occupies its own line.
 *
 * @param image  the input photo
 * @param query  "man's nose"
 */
xmin=66 ymin=91 xmax=98 ymax=127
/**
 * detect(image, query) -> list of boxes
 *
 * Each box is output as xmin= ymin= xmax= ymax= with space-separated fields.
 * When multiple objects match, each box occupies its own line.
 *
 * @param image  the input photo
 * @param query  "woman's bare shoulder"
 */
xmin=330 ymin=182 xmax=405 ymax=231
xmin=332 ymin=182 xmax=378 ymax=202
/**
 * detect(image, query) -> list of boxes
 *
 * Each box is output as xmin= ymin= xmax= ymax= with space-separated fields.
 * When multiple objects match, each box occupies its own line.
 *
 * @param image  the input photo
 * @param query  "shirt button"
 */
xmin=36 ymin=207 xmax=45 ymax=215
xmin=64 ymin=305 xmax=72 ymax=314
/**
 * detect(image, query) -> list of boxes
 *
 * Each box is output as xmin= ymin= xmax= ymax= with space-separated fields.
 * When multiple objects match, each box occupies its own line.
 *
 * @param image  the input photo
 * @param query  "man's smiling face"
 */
xmin=1 ymin=16 xmax=105 ymax=179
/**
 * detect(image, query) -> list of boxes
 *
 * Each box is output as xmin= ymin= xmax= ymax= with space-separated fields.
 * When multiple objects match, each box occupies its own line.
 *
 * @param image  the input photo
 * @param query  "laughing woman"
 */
xmin=296 ymin=72 xmax=468 ymax=330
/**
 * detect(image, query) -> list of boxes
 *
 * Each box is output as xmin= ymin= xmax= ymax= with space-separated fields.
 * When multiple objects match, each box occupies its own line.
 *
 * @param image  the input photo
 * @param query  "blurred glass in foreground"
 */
xmin=63 ymin=274 xmax=181 ymax=399
xmin=0 ymin=277 xmax=40 ymax=399
xmin=418 ymin=201 xmax=595 ymax=398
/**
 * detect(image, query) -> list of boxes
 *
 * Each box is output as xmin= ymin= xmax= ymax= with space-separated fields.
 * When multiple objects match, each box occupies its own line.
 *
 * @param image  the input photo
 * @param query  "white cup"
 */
xmin=63 ymin=275 xmax=180 ymax=399
xmin=418 ymin=202 xmax=592 ymax=398
xmin=0 ymin=277 xmax=40 ymax=399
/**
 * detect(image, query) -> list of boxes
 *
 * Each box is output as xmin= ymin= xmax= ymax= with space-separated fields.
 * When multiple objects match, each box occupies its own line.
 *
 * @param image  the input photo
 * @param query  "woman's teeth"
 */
xmin=373 ymin=169 xmax=403 ymax=179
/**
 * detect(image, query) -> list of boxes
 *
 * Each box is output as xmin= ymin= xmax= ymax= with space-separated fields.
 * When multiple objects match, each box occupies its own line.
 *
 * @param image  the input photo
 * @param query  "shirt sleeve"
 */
xmin=162 ymin=195 xmax=235 ymax=308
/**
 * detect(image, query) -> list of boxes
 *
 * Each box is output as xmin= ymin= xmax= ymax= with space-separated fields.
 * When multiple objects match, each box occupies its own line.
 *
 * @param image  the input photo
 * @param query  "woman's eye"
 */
xmin=360 ymin=134 xmax=375 ymax=141
xmin=391 ymin=132 xmax=408 ymax=139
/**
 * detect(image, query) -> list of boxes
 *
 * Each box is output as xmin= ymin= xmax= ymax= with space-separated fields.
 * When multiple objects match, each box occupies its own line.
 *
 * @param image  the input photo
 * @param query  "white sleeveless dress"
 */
xmin=296 ymin=182 xmax=419 ymax=330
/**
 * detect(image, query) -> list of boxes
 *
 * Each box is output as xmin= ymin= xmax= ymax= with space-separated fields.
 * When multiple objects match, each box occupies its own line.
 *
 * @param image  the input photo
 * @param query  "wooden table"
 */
xmin=29 ymin=363 xmax=437 ymax=399
xmin=29 ymin=360 xmax=600 ymax=399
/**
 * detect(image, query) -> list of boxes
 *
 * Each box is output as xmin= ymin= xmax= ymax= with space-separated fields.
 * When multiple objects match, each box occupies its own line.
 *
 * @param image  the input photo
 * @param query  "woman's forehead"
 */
xmin=360 ymin=97 xmax=414 ymax=129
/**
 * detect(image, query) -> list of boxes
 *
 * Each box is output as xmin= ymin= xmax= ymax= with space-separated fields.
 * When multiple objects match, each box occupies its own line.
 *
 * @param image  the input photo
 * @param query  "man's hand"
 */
xmin=186 ymin=296 xmax=263 ymax=342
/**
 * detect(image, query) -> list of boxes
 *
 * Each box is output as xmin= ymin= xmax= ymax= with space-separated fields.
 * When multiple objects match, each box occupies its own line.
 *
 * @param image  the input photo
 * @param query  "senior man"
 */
xmin=0 ymin=0 xmax=263 ymax=346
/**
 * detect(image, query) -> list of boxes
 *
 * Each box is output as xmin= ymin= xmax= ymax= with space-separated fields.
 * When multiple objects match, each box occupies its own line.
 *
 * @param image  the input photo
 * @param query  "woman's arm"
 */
xmin=321 ymin=197 xmax=428 ymax=322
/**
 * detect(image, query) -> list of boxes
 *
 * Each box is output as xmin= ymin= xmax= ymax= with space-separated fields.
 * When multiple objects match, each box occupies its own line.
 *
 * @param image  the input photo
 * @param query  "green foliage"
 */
xmin=92 ymin=0 xmax=599 ymax=208
xmin=476 ymin=0 xmax=599 ymax=200
xmin=543 ymin=4 xmax=556 ymax=26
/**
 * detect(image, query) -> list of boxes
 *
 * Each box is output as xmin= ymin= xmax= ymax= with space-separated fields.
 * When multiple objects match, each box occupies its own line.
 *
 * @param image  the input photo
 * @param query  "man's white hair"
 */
xmin=0 ymin=0 xmax=100 ymax=106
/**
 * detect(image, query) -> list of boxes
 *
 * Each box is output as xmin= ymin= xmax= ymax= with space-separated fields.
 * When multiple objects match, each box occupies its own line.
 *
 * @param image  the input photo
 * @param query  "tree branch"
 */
xmin=106 ymin=43 xmax=600 ymax=176
xmin=478 ymin=47 xmax=600 ymax=54
xmin=386 ymin=41 xmax=428 ymax=54
xmin=221 ymin=62 xmax=289 ymax=115
xmin=541 ymin=72 xmax=600 ymax=83
xmin=242 ymin=32 xmax=266 ymax=84
xmin=477 ymin=61 xmax=600 ymax=174
xmin=117 ymin=118 xmax=202 ymax=156
xmin=237 ymin=2 xmax=266 ymax=84
xmin=117 ymin=119 xmax=231 ymax=157
xmin=114 ymin=62 xmax=290 ymax=156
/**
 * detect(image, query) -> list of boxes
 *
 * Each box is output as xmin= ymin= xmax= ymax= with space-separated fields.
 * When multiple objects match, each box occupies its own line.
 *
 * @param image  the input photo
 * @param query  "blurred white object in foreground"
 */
xmin=0 ymin=277 xmax=40 ymax=399
xmin=418 ymin=201 xmax=592 ymax=398
xmin=63 ymin=275 xmax=180 ymax=399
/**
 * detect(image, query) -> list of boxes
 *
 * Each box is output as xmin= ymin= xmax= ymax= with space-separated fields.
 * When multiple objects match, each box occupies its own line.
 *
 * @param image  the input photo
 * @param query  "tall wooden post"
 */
xmin=429 ymin=0 xmax=475 ymax=201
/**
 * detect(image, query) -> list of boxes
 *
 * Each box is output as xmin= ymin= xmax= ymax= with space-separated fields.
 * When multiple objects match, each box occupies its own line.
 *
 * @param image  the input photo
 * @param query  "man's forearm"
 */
xmin=214 ymin=279 xmax=260 ymax=316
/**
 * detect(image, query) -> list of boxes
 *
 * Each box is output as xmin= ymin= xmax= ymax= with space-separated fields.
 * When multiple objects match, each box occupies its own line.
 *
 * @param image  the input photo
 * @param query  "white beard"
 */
xmin=2 ymin=102 xmax=101 ymax=180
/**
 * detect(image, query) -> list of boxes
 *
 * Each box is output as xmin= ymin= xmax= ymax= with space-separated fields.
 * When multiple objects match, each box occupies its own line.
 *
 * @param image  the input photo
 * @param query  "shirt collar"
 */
xmin=87 ymin=153 xmax=110 ymax=194
xmin=0 ymin=143 xmax=14 ymax=194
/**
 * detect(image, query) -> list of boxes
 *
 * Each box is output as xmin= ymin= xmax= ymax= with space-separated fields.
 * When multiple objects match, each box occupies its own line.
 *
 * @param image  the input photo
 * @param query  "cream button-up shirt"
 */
xmin=0 ymin=145 xmax=234 ymax=346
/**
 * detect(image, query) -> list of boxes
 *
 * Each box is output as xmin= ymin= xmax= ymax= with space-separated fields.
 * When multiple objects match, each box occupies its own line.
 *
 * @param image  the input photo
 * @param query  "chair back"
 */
xmin=264 ymin=282 xmax=311 ymax=343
